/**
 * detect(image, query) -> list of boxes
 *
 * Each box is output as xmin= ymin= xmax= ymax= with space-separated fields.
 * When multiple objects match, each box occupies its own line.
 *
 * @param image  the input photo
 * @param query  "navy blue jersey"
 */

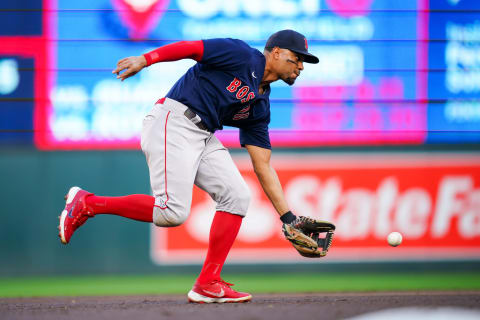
xmin=166 ymin=38 xmax=271 ymax=149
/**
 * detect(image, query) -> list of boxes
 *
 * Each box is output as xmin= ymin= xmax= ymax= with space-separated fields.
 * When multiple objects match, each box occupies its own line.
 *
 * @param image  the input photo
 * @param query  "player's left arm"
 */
xmin=245 ymin=144 xmax=290 ymax=216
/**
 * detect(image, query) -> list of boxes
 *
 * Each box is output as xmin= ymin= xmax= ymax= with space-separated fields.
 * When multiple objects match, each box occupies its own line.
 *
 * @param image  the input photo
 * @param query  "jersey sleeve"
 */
xmin=201 ymin=38 xmax=253 ymax=71
xmin=239 ymin=123 xmax=271 ymax=150
xmin=143 ymin=41 xmax=204 ymax=66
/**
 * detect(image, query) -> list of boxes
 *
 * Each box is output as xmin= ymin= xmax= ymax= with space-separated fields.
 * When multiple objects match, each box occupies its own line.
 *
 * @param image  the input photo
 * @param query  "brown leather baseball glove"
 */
xmin=282 ymin=216 xmax=336 ymax=258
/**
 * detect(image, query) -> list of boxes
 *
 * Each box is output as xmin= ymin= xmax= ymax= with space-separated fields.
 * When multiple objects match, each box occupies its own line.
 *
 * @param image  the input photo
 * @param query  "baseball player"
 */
xmin=58 ymin=30 xmax=335 ymax=303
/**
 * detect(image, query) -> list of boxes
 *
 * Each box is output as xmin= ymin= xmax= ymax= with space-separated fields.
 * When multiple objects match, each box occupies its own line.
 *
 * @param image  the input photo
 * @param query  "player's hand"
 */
xmin=112 ymin=56 xmax=147 ymax=81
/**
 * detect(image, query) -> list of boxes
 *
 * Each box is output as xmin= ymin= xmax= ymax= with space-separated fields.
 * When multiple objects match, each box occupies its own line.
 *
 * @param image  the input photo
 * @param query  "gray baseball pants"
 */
xmin=141 ymin=98 xmax=250 ymax=227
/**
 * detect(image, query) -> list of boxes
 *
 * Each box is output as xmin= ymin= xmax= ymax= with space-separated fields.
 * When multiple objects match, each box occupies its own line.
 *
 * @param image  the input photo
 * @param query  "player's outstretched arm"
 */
xmin=112 ymin=56 xmax=147 ymax=81
xmin=246 ymin=144 xmax=336 ymax=258
xmin=245 ymin=144 xmax=289 ymax=216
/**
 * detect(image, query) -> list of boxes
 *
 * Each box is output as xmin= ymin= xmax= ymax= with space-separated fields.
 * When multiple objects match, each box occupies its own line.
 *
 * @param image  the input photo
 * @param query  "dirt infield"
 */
xmin=1 ymin=292 xmax=479 ymax=320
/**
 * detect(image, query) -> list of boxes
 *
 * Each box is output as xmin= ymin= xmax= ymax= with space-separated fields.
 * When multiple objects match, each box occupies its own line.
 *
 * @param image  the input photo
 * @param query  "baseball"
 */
xmin=387 ymin=232 xmax=402 ymax=247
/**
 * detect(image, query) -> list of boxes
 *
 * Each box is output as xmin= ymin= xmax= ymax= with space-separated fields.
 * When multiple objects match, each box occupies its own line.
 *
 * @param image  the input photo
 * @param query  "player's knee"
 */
xmin=152 ymin=206 xmax=188 ymax=227
xmin=217 ymin=181 xmax=251 ymax=216
xmin=236 ymin=189 xmax=251 ymax=215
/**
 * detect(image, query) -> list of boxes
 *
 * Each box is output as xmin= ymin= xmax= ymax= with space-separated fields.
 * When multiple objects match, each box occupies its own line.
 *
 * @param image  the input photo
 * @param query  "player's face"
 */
xmin=278 ymin=49 xmax=304 ymax=85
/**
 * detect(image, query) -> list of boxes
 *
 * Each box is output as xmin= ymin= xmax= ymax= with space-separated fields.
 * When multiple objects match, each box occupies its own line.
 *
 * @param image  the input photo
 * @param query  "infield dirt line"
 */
xmin=1 ymin=292 xmax=479 ymax=320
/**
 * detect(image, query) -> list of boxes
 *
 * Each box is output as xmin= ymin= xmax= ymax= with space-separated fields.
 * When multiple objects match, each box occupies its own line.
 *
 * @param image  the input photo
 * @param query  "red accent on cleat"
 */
xmin=187 ymin=280 xmax=251 ymax=303
xmin=58 ymin=187 xmax=94 ymax=244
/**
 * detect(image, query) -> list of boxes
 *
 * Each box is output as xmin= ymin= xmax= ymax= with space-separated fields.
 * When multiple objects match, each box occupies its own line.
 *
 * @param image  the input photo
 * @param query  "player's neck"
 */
xmin=261 ymin=60 xmax=279 ymax=86
xmin=259 ymin=75 xmax=274 ymax=95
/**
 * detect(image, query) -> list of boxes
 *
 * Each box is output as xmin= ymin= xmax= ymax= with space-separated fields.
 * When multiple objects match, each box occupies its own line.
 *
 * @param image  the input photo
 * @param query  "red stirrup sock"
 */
xmin=85 ymin=194 xmax=154 ymax=222
xmin=196 ymin=211 xmax=243 ymax=285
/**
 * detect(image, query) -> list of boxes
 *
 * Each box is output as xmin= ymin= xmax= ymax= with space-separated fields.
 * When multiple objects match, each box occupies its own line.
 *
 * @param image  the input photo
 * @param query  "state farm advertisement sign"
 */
xmin=151 ymin=153 xmax=480 ymax=264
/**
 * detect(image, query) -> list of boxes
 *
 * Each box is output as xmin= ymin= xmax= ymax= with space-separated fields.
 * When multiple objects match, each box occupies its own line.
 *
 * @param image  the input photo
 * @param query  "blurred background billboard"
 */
xmin=152 ymin=153 xmax=480 ymax=264
xmin=1 ymin=0 xmax=479 ymax=149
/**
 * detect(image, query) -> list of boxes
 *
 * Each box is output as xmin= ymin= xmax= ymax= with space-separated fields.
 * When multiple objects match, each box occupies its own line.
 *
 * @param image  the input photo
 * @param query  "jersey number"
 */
xmin=233 ymin=105 xmax=250 ymax=120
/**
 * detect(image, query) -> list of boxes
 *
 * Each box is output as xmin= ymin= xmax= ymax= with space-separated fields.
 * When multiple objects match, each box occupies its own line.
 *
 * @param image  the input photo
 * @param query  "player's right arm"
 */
xmin=112 ymin=40 xmax=204 ymax=81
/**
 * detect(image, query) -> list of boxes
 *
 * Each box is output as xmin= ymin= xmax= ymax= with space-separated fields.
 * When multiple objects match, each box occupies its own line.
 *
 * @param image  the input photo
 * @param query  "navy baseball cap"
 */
xmin=265 ymin=30 xmax=319 ymax=64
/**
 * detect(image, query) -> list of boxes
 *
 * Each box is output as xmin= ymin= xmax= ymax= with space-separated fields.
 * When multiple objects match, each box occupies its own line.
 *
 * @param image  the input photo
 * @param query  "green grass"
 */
xmin=1 ymin=272 xmax=479 ymax=298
